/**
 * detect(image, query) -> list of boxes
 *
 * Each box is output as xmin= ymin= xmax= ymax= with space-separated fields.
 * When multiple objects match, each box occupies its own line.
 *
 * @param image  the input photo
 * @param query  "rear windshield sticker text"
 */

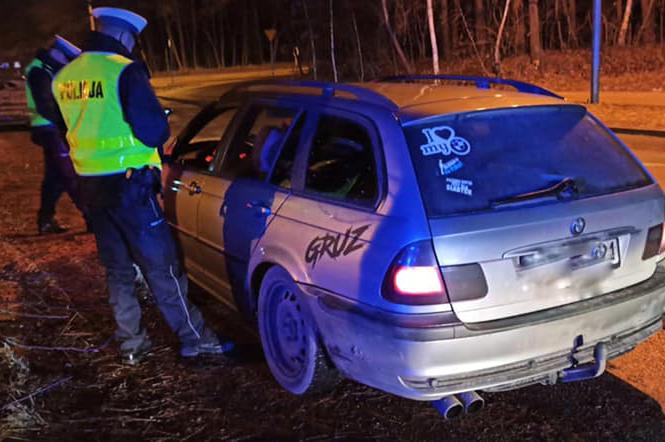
xmin=446 ymin=178 xmax=473 ymax=196
xmin=439 ymin=158 xmax=463 ymax=176
xmin=305 ymin=225 xmax=370 ymax=269
xmin=420 ymin=126 xmax=471 ymax=157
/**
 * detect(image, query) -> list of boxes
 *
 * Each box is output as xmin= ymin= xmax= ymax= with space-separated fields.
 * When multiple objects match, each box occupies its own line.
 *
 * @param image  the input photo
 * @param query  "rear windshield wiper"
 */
xmin=491 ymin=177 xmax=579 ymax=207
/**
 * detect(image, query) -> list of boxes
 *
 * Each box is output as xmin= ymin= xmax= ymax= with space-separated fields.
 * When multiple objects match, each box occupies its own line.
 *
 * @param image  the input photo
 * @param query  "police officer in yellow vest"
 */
xmin=53 ymin=7 xmax=234 ymax=364
xmin=25 ymin=36 xmax=83 ymax=234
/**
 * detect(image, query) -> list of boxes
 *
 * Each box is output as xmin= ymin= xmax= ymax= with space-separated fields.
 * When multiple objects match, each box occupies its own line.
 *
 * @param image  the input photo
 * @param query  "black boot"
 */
xmin=37 ymin=217 xmax=68 ymax=234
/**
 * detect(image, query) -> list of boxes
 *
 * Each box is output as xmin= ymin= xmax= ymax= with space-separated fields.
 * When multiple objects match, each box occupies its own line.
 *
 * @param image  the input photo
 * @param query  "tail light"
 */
xmin=642 ymin=223 xmax=665 ymax=260
xmin=382 ymin=240 xmax=449 ymax=305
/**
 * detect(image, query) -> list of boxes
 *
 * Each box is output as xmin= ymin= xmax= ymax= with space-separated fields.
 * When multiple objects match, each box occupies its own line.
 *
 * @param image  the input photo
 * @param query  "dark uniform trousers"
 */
xmin=88 ymin=172 xmax=209 ymax=352
xmin=31 ymin=126 xmax=82 ymax=222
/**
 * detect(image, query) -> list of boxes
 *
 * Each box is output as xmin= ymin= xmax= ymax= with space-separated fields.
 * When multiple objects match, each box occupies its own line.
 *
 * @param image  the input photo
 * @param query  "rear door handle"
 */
xmin=187 ymin=181 xmax=202 ymax=195
xmin=245 ymin=201 xmax=272 ymax=216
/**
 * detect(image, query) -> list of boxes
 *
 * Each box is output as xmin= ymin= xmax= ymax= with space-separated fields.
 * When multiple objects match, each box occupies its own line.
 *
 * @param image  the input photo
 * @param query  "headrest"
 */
xmin=253 ymin=126 xmax=284 ymax=174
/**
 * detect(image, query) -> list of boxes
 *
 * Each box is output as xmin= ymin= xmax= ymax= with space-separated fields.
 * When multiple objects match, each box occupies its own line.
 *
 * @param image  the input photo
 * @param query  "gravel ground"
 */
xmin=0 ymin=122 xmax=664 ymax=441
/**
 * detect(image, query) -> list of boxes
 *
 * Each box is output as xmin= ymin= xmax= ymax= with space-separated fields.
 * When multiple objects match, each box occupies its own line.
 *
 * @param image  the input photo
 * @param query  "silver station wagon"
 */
xmin=162 ymin=76 xmax=665 ymax=418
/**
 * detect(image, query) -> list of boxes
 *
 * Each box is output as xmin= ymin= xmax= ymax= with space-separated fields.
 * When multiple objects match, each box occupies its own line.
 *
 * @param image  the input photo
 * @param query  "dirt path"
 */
xmin=0 ymin=129 xmax=664 ymax=441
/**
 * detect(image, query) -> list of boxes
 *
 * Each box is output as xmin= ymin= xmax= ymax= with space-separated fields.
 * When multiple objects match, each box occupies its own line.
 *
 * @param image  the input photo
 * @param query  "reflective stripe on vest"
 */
xmin=24 ymin=59 xmax=54 ymax=128
xmin=52 ymin=52 xmax=161 ymax=176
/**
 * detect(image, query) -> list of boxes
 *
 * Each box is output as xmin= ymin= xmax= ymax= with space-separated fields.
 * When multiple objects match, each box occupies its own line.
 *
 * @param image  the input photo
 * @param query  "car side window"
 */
xmin=176 ymin=107 xmax=238 ymax=172
xmin=304 ymin=114 xmax=378 ymax=205
xmin=270 ymin=114 xmax=305 ymax=189
xmin=221 ymin=105 xmax=297 ymax=180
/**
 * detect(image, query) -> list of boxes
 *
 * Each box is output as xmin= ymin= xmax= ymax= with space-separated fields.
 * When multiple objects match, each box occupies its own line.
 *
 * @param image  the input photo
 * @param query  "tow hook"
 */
xmin=560 ymin=340 xmax=608 ymax=383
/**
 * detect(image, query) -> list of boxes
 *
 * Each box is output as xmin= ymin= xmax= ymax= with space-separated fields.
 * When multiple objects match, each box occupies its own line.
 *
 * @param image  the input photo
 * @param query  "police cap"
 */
xmin=92 ymin=7 xmax=148 ymax=35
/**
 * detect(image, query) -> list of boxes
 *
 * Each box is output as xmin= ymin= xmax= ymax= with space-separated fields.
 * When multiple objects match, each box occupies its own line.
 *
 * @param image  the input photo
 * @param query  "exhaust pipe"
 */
xmin=457 ymin=391 xmax=485 ymax=414
xmin=431 ymin=395 xmax=464 ymax=420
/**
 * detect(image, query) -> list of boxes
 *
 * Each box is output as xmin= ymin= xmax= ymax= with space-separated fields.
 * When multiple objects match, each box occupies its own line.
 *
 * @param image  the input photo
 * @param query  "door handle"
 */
xmin=170 ymin=179 xmax=201 ymax=195
xmin=245 ymin=201 xmax=272 ymax=216
xmin=187 ymin=181 xmax=202 ymax=195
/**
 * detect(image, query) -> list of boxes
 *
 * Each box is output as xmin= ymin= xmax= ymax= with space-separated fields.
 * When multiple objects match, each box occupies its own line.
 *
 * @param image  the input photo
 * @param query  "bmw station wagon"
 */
xmin=162 ymin=76 xmax=665 ymax=418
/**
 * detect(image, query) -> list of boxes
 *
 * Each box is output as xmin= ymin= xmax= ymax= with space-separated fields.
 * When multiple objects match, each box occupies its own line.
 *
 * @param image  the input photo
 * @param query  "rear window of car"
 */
xmin=403 ymin=105 xmax=651 ymax=217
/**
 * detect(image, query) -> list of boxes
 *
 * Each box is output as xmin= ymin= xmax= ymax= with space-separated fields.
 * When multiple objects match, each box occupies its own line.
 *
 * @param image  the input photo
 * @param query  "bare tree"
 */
xmin=636 ymin=0 xmax=657 ymax=43
xmin=494 ymin=0 xmax=512 ymax=73
xmin=302 ymin=0 xmax=317 ymax=80
xmin=617 ymin=0 xmax=634 ymax=46
xmin=439 ymin=0 xmax=451 ymax=59
xmin=528 ymin=0 xmax=543 ymax=65
xmin=473 ymin=0 xmax=487 ymax=49
xmin=565 ymin=0 xmax=578 ymax=48
xmin=350 ymin=2 xmax=365 ymax=81
xmin=511 ymin=0 xmax=526 ymax=54
xmin=427 ymin=0 xmax=440 ymax=74
xmin=381 ymin=0 xmax=414 ymax=73
xmin=330 ymin=0 xmax=338 ymax=82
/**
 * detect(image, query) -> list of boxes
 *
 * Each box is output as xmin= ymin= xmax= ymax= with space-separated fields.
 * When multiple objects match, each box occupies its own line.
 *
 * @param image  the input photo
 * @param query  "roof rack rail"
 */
xmin=378 ymin=75 xmax=563 ymax=99
xmin=243 ymin=79 xmax=399 ymax=110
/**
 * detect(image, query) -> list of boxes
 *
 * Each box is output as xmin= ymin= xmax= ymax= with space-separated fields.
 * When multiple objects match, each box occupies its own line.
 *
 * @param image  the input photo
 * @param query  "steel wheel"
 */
xmin=258 ymin=266 xmax=339 ymax=395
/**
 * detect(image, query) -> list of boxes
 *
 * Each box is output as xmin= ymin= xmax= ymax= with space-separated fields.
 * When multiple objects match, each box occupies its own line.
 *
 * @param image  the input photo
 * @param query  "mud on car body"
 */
xmin=162 ymin=76 xmax=665 ymax=414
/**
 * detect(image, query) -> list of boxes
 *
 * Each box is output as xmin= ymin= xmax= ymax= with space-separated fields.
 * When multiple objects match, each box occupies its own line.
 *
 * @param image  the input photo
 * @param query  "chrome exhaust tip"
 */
xmin=457 ymin=391 xmax=485 ymax=414
xmin=431 ymin=395 xmax=464 ymax=420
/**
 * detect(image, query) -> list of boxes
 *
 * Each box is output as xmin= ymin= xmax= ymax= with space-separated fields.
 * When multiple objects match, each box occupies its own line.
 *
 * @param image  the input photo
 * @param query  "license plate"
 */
xmin=570 ymin=238 xmax=620 ymax=269
xmin=596 ymin=238 xmax=620 ymax=265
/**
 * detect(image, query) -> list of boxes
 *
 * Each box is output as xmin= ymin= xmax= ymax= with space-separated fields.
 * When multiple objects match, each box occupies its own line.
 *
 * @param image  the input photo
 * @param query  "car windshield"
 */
xmin=403 ymin=105 xmax=651 ymax=217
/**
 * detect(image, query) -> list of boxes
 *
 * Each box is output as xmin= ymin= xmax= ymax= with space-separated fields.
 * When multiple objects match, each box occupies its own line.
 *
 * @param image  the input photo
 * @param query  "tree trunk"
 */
xmin=512 ymin=0 xmax=526 ymax=53
xmin=381 ymin=0 xmax=414 ymax=73
xmin=440 ymin=0 xmax=451 ymax=60
xmin=173 ymin=2 xmax=188 ymax=68
xmin=636 ymin=0 xmax=656 ymax=43
xmin=252 ymin=0 xmax=263 ymax=64
xmin=163 ymin=15 xmax=184 ymax=70
xmin=330 ymin=0 xmax=338 ymax=82
xmin=350 ymin=3 xmax=365 ymax=81
xmin=494 ymin=0 xmax=512 ymax=73
xmin=190 ymin=0 xmax=198 ymax=68
xmin=473 ymin=0 xmax=487 ymax=50
xmin=528 ymin=0 xmax=542 ymax=65
xmin=451 ymin=0 xmax=462 ymax=50
xmin=302 ymin=0 xmax=317 ymax=79
xmin=219 ymin=9 xmax=226 ymax=67
xmin=242 ymin=3 xmax=249 ymax=65
xmin=427 ymin=0 xmax=440 ymax=74
xmin=617 ymin=0 xmax=633 ymax=45
xmin=565 ymin=0 xmax=578 ymax=48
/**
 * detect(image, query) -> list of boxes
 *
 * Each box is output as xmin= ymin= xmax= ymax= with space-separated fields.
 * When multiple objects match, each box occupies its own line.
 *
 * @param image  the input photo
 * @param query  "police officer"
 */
xmin=52 ymin=7 xmax=233 ymax=364
xmin=25 ymin=36 xmax=83 ymax=234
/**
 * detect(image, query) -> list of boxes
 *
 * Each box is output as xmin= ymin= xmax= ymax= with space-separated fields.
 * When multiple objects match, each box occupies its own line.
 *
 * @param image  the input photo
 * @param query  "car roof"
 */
xmin=353 ymin=82 xmax=569 ymax=124
xmin=234 ymin=78 xmax=573 ymax=124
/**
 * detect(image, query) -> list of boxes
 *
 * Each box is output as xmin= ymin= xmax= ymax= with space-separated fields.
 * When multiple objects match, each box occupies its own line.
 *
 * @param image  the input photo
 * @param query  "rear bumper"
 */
xmin=299 ymin=268 xmax=665 ymax=401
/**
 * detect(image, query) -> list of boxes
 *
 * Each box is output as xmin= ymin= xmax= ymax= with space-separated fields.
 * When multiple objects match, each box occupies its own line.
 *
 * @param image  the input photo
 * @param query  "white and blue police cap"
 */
xmin=92 ymin=7 xmax=148 ymax=35
xmin=53 ymin=35 xmax=81 ymax=60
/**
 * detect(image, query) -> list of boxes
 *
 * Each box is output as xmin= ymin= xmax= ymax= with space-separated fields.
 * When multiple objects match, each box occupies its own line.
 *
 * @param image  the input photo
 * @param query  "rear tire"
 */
xmin=257 ymin=266 xmax=339 ymax=395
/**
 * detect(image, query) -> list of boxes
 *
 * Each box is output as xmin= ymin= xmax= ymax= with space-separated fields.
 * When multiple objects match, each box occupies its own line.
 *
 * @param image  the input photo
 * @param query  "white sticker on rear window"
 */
xmin=439 ymin=158 xmax=463 ymax=176
xmin=446 ymin=178 xmax=473 ymax=196
xmin=420 ymin=126 xmax=471 ymax=157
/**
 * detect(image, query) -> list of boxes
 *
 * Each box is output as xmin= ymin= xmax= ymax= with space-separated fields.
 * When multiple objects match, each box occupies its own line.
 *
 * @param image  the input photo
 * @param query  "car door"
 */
xmin=162 ymin=103 xmax=239 ymax=281
xmin=263 ymin=108 xmax=387 ymax=304
xmin=197 ymin=101 xmax=303 ymax=315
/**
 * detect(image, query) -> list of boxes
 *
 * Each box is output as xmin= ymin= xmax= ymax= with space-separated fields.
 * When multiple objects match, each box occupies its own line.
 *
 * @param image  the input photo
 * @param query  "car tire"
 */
xmin=258 ymin=266 xmax=339 ymax=395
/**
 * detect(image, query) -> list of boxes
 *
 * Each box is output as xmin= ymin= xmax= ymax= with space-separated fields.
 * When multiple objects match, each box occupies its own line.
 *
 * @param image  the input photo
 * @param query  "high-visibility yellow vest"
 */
xmin=52 ymin=52 xmax=161 ymax=176
xmin=24 ymin=58 xmax=54 ymax=128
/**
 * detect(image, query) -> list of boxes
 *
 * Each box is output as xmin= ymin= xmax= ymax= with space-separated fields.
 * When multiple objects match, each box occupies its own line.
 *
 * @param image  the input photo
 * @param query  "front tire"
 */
xmin=257 ymin=266 xmax=339 ymax=395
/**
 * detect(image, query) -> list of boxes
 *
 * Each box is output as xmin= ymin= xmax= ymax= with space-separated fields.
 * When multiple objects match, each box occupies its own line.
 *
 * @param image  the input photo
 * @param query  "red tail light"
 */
xmin=382 ymin=240 xmax=449 ymax=305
